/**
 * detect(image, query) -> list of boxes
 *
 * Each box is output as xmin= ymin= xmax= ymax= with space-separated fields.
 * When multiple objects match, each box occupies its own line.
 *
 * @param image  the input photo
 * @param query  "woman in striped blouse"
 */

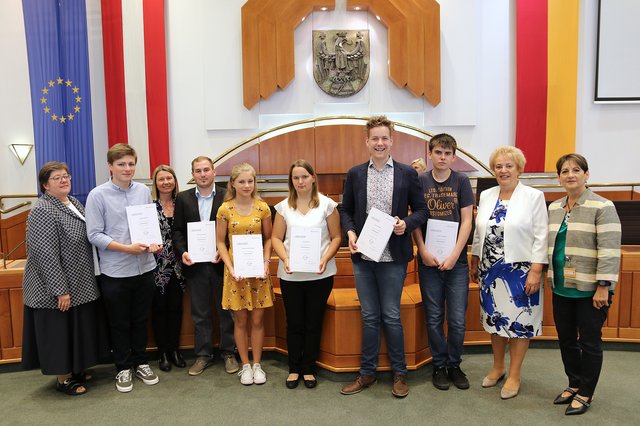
xmin=547 ymin=153 xmax=621 ymax=416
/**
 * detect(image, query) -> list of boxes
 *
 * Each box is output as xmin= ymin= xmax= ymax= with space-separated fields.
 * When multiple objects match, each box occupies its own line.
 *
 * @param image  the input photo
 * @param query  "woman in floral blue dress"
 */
xmin=471 ymin=147 xmax=548 ymax=400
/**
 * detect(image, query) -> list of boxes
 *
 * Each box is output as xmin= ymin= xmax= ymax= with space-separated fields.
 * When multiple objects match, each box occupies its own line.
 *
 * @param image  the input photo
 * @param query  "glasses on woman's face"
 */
xmin=49 ymin=174 xmax=72 ymax=183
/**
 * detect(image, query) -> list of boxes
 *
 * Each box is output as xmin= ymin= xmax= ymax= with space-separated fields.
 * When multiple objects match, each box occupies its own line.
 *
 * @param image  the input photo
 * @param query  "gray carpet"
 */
xmin=2 ymin=346 xmax=638 ymax=425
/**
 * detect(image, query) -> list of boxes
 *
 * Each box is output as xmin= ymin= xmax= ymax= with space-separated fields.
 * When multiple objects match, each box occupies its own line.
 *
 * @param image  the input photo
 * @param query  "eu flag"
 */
xmin=22 ymin=0 xmax=95 ymax=203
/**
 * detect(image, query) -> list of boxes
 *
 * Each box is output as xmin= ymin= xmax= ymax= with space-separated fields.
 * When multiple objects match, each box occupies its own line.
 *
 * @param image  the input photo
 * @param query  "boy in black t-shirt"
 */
xmin=412 ymin=134 xmax=474 ymax=390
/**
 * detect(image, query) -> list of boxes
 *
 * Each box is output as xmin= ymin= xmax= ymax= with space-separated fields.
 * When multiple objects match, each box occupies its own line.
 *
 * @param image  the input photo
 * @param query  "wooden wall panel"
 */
xmin=258 ymin=1 xmax=279 ymax=100
xmin=214 ymin=145 xmax=259 ymax=177
xmin=317 ymin=174 xmax=344 ymax=197
xmin=0 ymin=290 xmax=13 ymax=350
xmin=423 ymin=0 xmax=441 ymax=105
xmin=240 ymin=1 xmax=262 ymax=108
xmin=389 ymin=131 xmax=427 ymax=165
xmin=617 ymin=272 xmax=632 ymax=327
xmin=9 ymin=289 xmax=22 ymax=348
xmin=1 ymin=210 xmax=29 ymax=260
xmin=259 ymin=128 xmax=315 ymax=174
xmin=314 ymin=125 xmax=369 ymax=173
xmin=631 ymin=272 xmax=640 ymax=327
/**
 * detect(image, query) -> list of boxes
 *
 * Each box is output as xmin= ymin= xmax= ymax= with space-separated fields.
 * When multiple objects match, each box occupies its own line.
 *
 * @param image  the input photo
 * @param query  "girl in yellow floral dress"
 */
xmin=216 ymin=163 xmax=274 ymax=385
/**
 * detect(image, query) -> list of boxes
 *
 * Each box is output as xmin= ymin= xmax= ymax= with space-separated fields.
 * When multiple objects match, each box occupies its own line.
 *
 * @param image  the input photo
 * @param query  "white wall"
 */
xmin=1 ymin=0 xmax=639 ymax=213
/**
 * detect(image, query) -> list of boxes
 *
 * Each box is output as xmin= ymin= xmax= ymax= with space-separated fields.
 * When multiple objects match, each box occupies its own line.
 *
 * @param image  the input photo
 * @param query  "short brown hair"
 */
xmin=555 ymin=153 xmax=589 ymax=175
xmin=38 ymin=161 xmax=69 ymax=193
xmin=151 ymin=165 xmax=179 ymax=200
xmin=489 ymin=146 xmax=526 ymax=174
xmin=191 ymin=156 xmax=214 ymax=171
xmin=366 ymin=115 xmax=394 ymax=136
xmin=107 ymin=143 xmax=137 ymax=164
xmin=429 ymin=133 xmax=457 ymax=155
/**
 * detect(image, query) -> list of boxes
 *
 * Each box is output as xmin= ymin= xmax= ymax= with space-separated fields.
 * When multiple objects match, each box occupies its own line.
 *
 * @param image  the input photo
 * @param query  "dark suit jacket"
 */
xmin=173 ymin=185 xmax=227 ymax=279
xmin=339 ymin=160 xmax=428 ymax=264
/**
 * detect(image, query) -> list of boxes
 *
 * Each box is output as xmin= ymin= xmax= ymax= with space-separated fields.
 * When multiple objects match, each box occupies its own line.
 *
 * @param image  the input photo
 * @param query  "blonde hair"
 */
xmin=225 ymin=163 xmax=259 ymax=201
xmin=287 ymin=159 xmax=320 ymax=210
xmin=411 ymin=158 xmax=427 ymax=173
xmin=489 ymin=146 xmax=526 ymax=174
xmin=151 ymin=165 xmax=179 ymax=200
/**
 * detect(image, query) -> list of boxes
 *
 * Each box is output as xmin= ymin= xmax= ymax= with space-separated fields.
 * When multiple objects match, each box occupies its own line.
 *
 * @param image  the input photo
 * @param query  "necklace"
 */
xmin=160 ymin=200 xmax=174 ymax=216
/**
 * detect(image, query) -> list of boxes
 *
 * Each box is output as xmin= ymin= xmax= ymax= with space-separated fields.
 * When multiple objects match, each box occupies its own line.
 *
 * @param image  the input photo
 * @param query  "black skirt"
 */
xmin=22 ymin=299 xmax=110 ymax=375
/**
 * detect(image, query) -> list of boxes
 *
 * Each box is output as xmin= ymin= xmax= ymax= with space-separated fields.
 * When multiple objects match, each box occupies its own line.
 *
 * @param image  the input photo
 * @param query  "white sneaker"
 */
xmin=253 ymin=363 xmax=266 ymax=385
xmin=116 ymin=368 xmax=133 ymax=393
xmin=238 ymin=364 xmax=253 ymax=385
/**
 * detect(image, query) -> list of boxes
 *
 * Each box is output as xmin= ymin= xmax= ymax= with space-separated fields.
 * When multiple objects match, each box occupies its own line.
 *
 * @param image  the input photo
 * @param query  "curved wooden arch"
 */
xmin=241 ymin=0 xmax=441 ymax=109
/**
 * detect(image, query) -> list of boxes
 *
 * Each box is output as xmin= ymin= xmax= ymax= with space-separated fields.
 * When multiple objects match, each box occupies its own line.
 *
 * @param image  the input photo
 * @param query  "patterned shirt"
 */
xmin=153 ymin=200 xmax=184 ymax=294
xmin=365 ymin=156 xmax=394 ymax=262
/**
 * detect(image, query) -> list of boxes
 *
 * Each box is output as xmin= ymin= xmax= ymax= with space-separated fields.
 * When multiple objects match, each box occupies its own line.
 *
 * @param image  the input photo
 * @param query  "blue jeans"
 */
xmin=418 ymin=261 xmax=469 ymax=369
xmin=353 ymin=260 xmax=408 ymax=375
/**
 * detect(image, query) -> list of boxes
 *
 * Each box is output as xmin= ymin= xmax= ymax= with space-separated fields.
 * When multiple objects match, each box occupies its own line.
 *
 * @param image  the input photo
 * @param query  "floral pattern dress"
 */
xmin=479 ymin=199 xmax=542 ymax=338
xmin=217 ymin=199 xmax=274 ymax=311
xmin=153 ymin=200 xmax=184 ymax=293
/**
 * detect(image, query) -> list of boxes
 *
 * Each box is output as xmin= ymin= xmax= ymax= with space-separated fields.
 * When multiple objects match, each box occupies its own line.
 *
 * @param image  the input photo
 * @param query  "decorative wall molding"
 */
xmin=347 ymin=0 xmax=440 ymax=106
xmin=241 ymin=0 xmax=441 ymax=109
xmin=241 ymin=0 xmax=336 ymax=109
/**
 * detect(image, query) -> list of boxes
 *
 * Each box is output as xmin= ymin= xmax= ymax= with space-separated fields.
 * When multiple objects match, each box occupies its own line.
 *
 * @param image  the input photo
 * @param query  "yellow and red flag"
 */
xmin=516 ymin=0 xmax=580 ymax=172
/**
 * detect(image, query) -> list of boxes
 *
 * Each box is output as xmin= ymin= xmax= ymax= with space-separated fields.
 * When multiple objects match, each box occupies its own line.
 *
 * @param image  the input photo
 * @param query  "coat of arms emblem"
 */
xmin=313 ymin=30 xmax=370 ymax=97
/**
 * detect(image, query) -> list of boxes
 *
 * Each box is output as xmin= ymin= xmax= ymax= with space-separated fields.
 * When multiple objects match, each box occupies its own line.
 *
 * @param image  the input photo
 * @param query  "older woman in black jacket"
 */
xmin=22 ymin=162 xmax=107 ymax=395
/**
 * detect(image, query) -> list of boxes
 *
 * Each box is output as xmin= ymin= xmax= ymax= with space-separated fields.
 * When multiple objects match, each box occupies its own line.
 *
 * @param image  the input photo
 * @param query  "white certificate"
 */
xmin=357 ymin=207 xmax=396 ymax=262
xmin=126 ymin=203 xmax=162 ymax=245
xmin=187 ymin=221 xmax=217 ymax=263
xmin=232 ymin=234 xmax=264 ymax=278
xmin=425 ymin=219 xmax=459 ymax=263
xmin=289 ymin=226 xmax=321 ymax=273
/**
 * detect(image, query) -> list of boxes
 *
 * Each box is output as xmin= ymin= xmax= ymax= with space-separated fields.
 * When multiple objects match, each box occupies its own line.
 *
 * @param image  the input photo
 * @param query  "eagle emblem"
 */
xmin=313 ymin=30 xmax=370 ymax=97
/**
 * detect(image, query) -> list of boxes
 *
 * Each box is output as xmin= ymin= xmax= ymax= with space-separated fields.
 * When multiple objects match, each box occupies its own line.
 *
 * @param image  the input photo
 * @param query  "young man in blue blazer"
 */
xmin=339 ymin=116 xmax=428 ymax=398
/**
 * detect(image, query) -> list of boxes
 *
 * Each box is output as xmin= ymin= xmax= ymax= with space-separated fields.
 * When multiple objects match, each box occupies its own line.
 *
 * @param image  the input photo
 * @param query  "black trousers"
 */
xmin=187 ymin=264 xmax=235 ymax=358
xmin=100 ymin=271 xmax=155 ymax=371
xmin=152 ymin=274 xmax=183 ymax=353
xmin=552 ymin=292 xmax=611 ymax=398
xmin=280 ymin=276 xmax=333 ymax=375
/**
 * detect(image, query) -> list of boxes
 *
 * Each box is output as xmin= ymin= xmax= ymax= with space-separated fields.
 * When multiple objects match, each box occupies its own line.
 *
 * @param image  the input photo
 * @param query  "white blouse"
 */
xmin=274 ymin=194 xmax=338 ymax=282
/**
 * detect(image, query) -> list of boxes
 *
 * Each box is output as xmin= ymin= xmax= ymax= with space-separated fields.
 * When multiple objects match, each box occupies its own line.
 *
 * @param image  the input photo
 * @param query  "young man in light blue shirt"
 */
xmin=86 ymin=143 xmax=161 ymax=393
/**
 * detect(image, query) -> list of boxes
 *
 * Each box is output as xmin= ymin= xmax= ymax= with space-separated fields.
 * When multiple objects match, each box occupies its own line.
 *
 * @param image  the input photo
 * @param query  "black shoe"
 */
xmin=159 ymin=353 xmax=171 ymax=372
xmin=303 ymin=376 xmax=318 ymax=389
xmin=432 ymin=367 xmax=450 ymax=390
xmin=565 ymin=395 xmax=592 ymax=416
xmin=448 ymin=366 xmax=470 ymax=390
xmin=168 ymin=350 xmax=186 ymax=368
xmin=286 ymin=374 xmax=300 ymax=389
xmin=554 ymin=388 xmax=577 ymax=405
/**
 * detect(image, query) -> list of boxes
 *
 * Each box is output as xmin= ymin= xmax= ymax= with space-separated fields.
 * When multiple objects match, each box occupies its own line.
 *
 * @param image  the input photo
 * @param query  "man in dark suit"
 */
xmin=173 ymin=156 xmax=238 ymax=376
xmin=339 ymin=116 xmax=428 ymax=398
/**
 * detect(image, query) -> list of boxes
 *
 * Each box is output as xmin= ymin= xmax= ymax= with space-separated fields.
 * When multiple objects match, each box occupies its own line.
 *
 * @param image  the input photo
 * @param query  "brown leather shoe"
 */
xmin=340 ymin=375 xmax=377 ymax=395
xmin=392 ymin=374 xmax=409 ymax=398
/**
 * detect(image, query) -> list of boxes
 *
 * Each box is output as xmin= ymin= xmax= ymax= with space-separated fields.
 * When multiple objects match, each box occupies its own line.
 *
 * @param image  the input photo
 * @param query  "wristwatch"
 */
xmin=597 ymin=280 xmax=612 ymax=287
